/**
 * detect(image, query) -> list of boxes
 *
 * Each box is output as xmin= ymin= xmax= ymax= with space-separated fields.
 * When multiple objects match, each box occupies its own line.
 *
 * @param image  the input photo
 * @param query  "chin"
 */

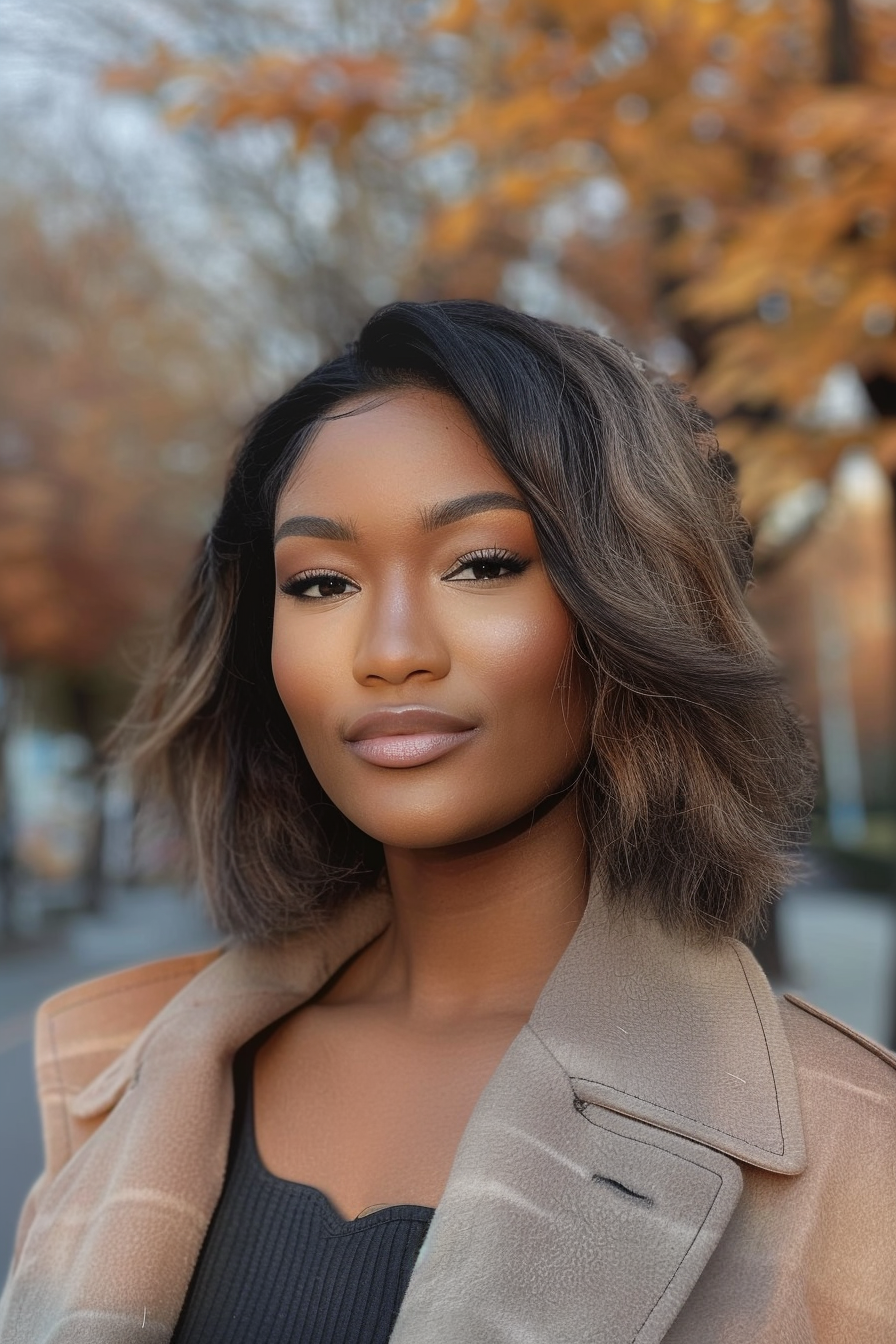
xmin=340 ymin=798 xmax=549 ymax=853
xmin=349 ymin=816 xmax=488 ymax=852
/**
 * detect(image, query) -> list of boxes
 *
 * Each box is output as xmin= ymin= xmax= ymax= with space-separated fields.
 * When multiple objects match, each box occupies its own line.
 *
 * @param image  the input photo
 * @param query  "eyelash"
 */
xmin=279 ymin=548 xmax=530 ymax=601
xmin=444 ymin=548 xmax=529 ymax=583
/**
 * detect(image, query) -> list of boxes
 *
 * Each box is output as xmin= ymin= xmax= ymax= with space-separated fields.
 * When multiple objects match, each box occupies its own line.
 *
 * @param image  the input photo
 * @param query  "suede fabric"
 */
xmin=1 ymin=884 xmax=894 ymax=1343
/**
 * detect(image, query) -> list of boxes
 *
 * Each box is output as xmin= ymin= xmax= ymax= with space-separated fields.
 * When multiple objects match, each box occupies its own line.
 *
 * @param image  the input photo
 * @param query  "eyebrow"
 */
xmin=274 ymin=515 xmax=357 ymax=544
xmin=420 ymin=491 xmax=528 ymax=532
xmin=274 ymin=491 xmax=527 ymax=546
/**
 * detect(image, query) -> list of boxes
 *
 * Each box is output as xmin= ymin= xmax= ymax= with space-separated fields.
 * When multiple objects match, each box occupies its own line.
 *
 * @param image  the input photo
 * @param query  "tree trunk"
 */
xmin=68 ymin=676 xmax=108 ymax=915
xmin=827 ymin=0 xmax=856 ymax=84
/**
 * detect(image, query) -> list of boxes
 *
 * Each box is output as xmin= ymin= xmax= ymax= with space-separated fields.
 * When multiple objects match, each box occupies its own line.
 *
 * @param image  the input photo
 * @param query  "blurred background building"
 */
xmin=2 ymin=0 xmax=896 ymax=1267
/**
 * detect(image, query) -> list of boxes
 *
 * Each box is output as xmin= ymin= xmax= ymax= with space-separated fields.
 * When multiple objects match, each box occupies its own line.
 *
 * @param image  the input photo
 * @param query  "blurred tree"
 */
xmin=110 ymin=0 xmax=896 ymax=556
xmin=2 ymin=0 xmax=424 ymax=401
xmin=0 ymin=199 xmax=242 ymax=668
xmin=0 ymin=197 xmax=248 ymax=914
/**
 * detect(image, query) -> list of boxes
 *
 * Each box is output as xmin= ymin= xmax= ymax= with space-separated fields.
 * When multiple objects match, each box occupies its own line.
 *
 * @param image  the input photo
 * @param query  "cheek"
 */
xmin=459 ymin=601 xmax=588 ymax=762
xmin=270 ymin=611 xmax=336 ymax=735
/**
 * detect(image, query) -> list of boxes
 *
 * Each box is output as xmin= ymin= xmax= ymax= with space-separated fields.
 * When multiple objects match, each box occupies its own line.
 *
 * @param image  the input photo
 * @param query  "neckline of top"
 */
xmin=238 ymin=1034 xmax=436 ymax=1228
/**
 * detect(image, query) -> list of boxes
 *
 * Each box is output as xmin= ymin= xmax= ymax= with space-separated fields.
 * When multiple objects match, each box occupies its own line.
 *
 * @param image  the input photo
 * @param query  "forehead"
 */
xmin=276 ymin=389 xmax=516 ymax=518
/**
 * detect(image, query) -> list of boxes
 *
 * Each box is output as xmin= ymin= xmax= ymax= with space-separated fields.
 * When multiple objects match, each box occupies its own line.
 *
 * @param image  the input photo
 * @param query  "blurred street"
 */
xmin=2 ymin=877 xmax=894 ymax=1277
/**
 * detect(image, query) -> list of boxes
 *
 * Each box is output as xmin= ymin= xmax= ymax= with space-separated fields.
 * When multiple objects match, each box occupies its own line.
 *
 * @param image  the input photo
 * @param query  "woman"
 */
xmin=2 ymin=300 xmax=894 ymax=1344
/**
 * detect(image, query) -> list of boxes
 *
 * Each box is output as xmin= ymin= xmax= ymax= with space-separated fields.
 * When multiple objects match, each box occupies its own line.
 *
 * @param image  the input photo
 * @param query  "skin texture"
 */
xmin=256 ymin=388 xmax=592 ymax=1218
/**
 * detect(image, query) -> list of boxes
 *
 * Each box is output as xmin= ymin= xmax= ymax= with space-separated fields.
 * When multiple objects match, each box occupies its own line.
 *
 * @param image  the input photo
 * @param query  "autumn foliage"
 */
xmin=7 ymin=1 xmax=896 ymax=668
xmin=107 ymin=0 xmax=896 ymax=530
xmin=0 ymin=207 xmax=240 ymax=665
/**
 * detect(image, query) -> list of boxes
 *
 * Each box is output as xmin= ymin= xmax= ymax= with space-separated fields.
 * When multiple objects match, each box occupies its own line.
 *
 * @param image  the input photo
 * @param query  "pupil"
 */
xmin=320 ymin=577 xmax=344 ymax=596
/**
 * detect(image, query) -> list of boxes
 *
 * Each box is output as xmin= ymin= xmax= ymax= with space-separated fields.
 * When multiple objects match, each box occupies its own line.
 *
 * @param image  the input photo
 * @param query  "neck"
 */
xmin=332 ymin=792 xmax=589 ymax=1022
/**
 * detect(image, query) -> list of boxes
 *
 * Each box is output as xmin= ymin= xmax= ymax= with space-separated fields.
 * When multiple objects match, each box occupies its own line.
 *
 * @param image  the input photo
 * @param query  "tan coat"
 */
xmin=2 ymin=886 xmax=895 ymax=1344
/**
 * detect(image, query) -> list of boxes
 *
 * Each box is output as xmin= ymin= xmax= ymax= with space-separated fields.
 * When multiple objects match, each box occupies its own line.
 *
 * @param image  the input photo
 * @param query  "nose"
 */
xmin=352 ymin=578 xmax=450 ymax=687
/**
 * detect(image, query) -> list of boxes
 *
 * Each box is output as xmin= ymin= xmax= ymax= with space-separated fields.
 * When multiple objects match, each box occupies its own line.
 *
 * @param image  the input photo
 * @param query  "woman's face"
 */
xmin=271 ymin=388 xmax=591 ymax=850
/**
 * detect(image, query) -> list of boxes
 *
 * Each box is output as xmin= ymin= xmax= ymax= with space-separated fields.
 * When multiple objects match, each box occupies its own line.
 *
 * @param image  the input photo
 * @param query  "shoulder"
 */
xmin=34 ymin=949 xmax=221 ymax=1172
xmin=770 ymin=995 xmax=896 ymax=1313
xmin=36 ymin=947 xmax=222 ymax=1064
xmin=778 ymin=992 xmax=896 ymax=1152
xmin=780 ymin=991 xmax=896 ymax=1080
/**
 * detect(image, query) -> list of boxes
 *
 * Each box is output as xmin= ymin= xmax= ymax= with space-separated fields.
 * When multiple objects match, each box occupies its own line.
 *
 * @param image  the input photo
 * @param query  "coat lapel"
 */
xmin=390 ymin=1026 xmax=744 ymax=1344
xmin=392 ymin=892 xmax=806 ymax=1343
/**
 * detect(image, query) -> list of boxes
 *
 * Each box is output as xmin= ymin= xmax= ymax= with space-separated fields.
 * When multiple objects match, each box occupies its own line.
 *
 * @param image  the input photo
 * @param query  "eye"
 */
xmin=280 ymin=569 xmax=360 ymax=601
xmin=443 ymin=548 xmax=530 ymax=583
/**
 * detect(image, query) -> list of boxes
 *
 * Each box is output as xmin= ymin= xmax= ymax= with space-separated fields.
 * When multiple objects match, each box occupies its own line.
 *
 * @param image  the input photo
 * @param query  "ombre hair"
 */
xmin=115 ymin=300 xmax=814 ymax=943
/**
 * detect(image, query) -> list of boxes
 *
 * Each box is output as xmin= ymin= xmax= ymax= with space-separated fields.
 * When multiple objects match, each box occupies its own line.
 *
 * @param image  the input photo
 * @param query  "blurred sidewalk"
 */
xmin=1 ymin=879 xmax=894 ymax=1278
xmin=0 ymin=883 xmax=215 ymax=1036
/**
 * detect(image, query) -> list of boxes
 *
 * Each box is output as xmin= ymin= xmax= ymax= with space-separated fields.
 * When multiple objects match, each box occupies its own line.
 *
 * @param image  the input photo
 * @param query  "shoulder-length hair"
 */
xmin=116 ymin=299 xmax=814 ymax=944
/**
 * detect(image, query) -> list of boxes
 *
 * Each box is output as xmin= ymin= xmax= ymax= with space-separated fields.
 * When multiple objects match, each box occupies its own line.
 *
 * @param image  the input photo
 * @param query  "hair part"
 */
xmin=114 ymin=299 xmax=814 ymax=944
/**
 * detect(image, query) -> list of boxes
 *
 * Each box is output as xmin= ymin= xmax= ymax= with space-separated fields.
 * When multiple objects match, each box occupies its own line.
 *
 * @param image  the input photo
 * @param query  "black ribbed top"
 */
xmin=172 ymin=1036 xmax=435 ymax=1344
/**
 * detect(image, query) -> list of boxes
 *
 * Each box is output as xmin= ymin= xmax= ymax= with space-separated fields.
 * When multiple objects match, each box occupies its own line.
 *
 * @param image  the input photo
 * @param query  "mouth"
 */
xmin=344 ymin=706 xmax=479 ymax=769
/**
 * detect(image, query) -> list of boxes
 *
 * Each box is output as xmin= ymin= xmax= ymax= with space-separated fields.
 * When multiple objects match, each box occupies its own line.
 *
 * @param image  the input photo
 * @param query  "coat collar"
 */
xmin=530 ymin=894 xmax=805 ymax=1175
xmin=73 ymin=885 xmax=393 ymax=1121
xmin=75 ymin=878 xmax=805 ymax=1177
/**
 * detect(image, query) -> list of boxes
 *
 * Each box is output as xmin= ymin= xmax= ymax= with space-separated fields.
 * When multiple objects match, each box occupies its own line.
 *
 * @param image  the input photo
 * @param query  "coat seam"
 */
xmin=46 ymin=1013 xmax=73 ymax=1164
xmin=44 ymin=964 xmax=209 ymax=1024
xmin=783 ymin=993 xmax=896 ymax=1070
xmin=569 ymin=1072 xmax=782 ymax=1154
xmin=731 ymin=943 xmax=786 ymax=1152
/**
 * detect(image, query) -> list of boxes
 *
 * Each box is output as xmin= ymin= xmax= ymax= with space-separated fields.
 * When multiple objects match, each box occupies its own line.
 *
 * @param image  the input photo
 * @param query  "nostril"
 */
xmin=591 ymin=1173 xmax=654 ymax=1206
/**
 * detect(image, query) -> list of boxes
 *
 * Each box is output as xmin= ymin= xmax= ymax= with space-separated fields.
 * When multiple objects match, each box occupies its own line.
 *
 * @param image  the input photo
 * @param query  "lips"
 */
xmin=344 ymin=706 xmax=478 ymax=768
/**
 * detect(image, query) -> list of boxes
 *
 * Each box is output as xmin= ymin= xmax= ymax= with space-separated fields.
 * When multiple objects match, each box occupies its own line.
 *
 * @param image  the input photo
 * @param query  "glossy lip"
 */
xmin=344 ymin=706 xmax=478 ymax=769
